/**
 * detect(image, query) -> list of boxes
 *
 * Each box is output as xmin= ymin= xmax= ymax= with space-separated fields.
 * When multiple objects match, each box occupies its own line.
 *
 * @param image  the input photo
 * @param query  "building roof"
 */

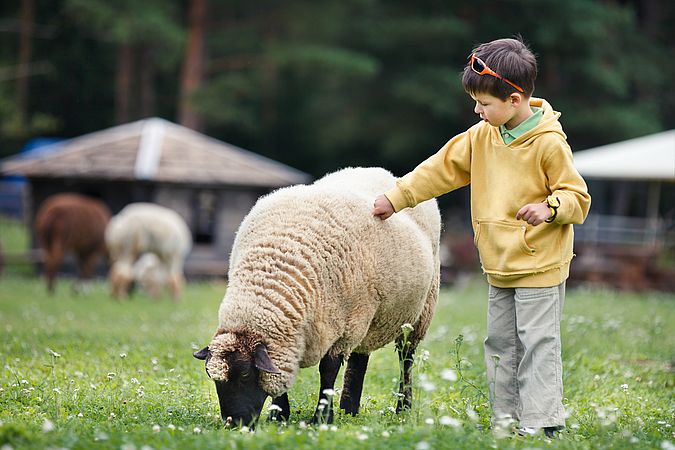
xmin=1 ymin=118 xmax=312 ymax=187
xmin=573 ymin=129 xmax=675 ymax=182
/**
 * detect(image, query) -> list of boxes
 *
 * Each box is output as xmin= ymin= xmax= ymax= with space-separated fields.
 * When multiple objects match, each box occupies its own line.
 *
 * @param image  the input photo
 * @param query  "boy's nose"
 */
xmin=474 ymin=103 xmax=482 ymax=114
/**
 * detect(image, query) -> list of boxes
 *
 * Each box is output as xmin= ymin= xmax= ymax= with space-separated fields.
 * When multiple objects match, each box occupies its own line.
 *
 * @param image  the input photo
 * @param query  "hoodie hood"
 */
xmin=488 ymin=97 xmax=566 ymax=148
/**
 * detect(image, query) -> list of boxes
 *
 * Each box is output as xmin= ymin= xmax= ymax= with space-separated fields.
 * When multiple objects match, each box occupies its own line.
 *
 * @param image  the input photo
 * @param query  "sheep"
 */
xmin=132 ymin=252 xmax=169 ymax=298
xmin=33 ymin=193 xmax=111 ymax=294
xmin=105 ymin=203 xmax=192 ymax=300
xmin=193 ymin=167 xmax=441 ymax=427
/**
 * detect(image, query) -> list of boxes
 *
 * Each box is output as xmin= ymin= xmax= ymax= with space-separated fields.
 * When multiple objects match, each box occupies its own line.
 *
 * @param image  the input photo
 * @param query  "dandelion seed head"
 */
xmin=193 ymin=427 xmax=202 ymax=434
xmin=152 ymin=424 xmax=161 ymax=433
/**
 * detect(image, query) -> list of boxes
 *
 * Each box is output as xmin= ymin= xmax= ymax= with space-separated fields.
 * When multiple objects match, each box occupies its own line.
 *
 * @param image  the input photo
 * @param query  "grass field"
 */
xmin=0 ymin=273 xmax=673 ymax=450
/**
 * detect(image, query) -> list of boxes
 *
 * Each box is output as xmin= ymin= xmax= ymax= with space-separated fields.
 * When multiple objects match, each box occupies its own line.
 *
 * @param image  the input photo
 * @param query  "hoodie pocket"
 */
xmin=474 ymin=220 xmax=536 ymax=274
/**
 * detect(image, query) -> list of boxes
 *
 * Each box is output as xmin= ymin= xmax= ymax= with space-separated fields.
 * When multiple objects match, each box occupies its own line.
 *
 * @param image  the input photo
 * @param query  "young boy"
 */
xmin=372 ymin=37 xmax=591 ymax=437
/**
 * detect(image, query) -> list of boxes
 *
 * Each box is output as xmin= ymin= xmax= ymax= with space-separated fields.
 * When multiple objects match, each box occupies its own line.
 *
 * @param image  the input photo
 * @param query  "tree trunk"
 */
xmin=16 ymin=0 xmax=35 ymax=130
xmin=115 ymin=43 xmax=133 ymax=124
xmin=140 ymin=45 xmax=156 ymax=118
xmin=179 ymin=0 xmax=206 ymax=131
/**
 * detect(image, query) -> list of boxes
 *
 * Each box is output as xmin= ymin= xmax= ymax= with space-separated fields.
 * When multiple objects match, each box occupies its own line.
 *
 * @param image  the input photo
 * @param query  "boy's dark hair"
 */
xmin=462 ymin=37 xmax=537 ymax=99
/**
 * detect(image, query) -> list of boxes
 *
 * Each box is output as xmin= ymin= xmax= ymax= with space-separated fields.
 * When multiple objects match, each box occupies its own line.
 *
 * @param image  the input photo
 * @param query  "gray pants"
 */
xmin=484 ymin=283 xmax=566 ymax=429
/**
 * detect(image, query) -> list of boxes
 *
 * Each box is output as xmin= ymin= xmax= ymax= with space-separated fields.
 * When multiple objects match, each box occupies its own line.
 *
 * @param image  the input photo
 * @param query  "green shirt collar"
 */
xmin=500 ymin=107 xmax=543 ymax=144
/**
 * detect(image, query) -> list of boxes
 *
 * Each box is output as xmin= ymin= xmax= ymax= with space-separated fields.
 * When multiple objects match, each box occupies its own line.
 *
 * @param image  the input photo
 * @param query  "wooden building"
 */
xmin=1 ymin=118 xmax=312 ymax=276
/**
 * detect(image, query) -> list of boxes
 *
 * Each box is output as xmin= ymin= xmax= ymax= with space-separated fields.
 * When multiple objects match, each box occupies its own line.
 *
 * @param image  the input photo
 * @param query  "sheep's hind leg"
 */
xmin=268 ymin=393 xmax=290 ymax=422
xmin=310 ymin=353 xmax=343 ymax=424
xmin=339 ymin=353 xmax=369 ymax=415
xmin=395 ymin=338 xmax=415 ymax=413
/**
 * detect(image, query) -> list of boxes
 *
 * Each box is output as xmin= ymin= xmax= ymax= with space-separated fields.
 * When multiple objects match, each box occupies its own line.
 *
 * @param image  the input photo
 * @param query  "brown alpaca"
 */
xmin=34 ymin=193 xmax=111 ymax=293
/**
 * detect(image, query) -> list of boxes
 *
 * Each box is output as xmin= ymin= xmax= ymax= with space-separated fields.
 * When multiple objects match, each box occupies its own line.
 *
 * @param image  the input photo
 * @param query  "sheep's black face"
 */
xmin=193 ymin=333 xmax=280 ymax=428
xmin=214 ymin=368 xmax=268 ymax=427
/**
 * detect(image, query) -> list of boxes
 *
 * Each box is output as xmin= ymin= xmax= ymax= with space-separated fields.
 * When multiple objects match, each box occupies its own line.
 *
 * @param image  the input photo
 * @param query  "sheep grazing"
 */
xmin=105 ymin=203 xmax=192 ymax=300
xmin=194 ymin=167 xmax=441 ymax=427
xmin=33 ymin=193 xmax=111 ymax=294
xmin=132 ymin=252 xmax=169 ymax=298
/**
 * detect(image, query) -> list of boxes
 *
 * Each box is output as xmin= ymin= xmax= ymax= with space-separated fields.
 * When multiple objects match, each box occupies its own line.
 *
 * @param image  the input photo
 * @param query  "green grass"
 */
xmin=0 ymin=274 xmax=673 ymax=449
xmin=0 ymin=215 xmax=34 ymax=277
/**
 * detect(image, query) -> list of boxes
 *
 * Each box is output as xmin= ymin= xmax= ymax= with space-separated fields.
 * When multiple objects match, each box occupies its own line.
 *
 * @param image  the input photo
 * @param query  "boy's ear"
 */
xmin=509 ymin=92 xmax=523 ymax=107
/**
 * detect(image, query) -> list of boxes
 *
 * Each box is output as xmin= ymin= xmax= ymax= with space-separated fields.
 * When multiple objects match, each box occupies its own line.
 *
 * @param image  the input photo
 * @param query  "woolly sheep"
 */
xmin=193 ymin=167 xmax=441 ymax=426
xmin=33 ymin=193 xmax=111 ymax=294
xmin=105 ymin=203 xmax=192 ymax=300
xmin=132 ymin=252 xmax=169 ymax=298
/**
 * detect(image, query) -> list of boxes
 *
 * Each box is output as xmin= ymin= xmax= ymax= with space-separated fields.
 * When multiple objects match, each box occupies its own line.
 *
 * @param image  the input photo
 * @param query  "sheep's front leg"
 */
xmin=268 ymin=393 xmax=290 ymax=422
xmin=339 ymin=353 xmax=369 ymax=415
xmin=311 ymin=353 xmax=343 ymax=424
xmin=395 ymin=339 xmax=415 ymax=413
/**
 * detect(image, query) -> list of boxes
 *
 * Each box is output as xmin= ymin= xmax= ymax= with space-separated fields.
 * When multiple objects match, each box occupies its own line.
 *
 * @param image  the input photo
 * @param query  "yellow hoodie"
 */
xmin=385 ymin=98 xmax=591 ymax=288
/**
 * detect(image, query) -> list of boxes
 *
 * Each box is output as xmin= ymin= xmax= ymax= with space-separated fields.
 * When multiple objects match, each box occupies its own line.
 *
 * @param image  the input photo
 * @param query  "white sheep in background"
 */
xmin=132 ymin=252 xmax=169 ymax=298
xmin=106 ymin=203 xmax=192 ymax=300
xmin=194 ymin=167 xmax=441 ymax=426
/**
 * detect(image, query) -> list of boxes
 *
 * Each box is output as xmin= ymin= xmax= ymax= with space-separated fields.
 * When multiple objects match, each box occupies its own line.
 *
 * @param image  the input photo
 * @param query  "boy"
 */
xmin=372 ymin=37 xmax=591 ymax=437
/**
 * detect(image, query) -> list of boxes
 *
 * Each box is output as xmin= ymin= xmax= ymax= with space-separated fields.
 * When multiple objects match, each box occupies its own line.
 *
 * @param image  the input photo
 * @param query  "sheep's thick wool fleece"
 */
xmin=217 ymin=167 xmax=441 ymax=397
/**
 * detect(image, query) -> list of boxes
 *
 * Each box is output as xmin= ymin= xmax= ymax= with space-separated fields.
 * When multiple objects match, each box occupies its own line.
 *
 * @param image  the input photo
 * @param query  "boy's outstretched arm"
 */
xmin=373 ymin=194 xmax=395 ymax=220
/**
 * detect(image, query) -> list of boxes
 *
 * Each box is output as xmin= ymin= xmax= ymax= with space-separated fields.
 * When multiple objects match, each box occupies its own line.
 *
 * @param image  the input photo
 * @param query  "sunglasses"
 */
xmin=469 ymin=53 xmax=524 ymax=93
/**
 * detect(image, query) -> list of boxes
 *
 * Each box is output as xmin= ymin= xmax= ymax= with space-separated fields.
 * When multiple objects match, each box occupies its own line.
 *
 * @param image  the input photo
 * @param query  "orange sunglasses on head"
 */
xmin=469 ymin=53 xmax=524 ymax=93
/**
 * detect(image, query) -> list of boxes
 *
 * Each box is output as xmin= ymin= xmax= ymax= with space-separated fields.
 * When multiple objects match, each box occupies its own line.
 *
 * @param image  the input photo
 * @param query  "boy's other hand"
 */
xmin=373 ymin=194 xmax=395 ymax=220
xmin=516 ymin=202 xmax=551 ymax=226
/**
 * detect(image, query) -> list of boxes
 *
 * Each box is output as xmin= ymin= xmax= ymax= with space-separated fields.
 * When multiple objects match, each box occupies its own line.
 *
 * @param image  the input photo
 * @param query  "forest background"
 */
xmin=1 ymin=0 xmax=673 ymax=186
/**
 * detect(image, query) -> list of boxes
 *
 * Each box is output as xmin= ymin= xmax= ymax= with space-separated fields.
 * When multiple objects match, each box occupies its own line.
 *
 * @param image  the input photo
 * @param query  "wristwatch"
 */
xmin=545 ymin=196 xmax=560 ymax=223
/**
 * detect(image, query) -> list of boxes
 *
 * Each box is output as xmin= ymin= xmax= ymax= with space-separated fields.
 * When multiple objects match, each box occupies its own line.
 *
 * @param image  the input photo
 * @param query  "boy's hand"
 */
xmin=373 ymin=194 xmax=395 ymax=220
xmin=516 ymin=202 xmax=551 ymax=226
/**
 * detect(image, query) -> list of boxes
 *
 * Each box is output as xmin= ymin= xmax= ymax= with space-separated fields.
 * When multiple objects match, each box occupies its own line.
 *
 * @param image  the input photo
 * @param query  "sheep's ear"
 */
xmin=253 ymin=343 xmax=281 ymax=374
xmin=193 ymin=346 xmax=210 ymax=360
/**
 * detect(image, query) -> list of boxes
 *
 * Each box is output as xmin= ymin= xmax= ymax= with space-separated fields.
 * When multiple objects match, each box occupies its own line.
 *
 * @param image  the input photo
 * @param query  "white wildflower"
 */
xmin=42 ymin=419 xmax=55 ymax=433
xmin=152 ymin=424 xmax=161 ymax=433
xmin=193 ymin=427 xmax=202 ymax=434
xmin=439 ymin=415 xmax=461 ymax=427
xmin=424 ymin=418 xmax=434 ymax=425
xmin=356 ymin=433 xmax=368 ymax=441
xmin=319 ymin=424 xmax=329 ymax=431
xmin=120 ymin=353 xmax=127 ymax=359
xmin=416 ymin=441 xmax=430 ymax=450
xmin=441 ymin=368 xmax=458 ymax=382
xmin=401 ymin=323 xmax=414 ymax=333
xmin=621 ymin=383 xmax=629 ymax=391
xmin=239 ymin=426 xmax=250 ymax=433
xmin=47 ymin=348 xmax=61 ymax=358
xmin=322 ymin=388 xmax=336 ymax=397
xmin=381 ymin=431 xmax=390 ymax=437
xmin=167 ymin=424 xmax=175 ymax=430
xmin=661 ymin=441 xmax=675 ymax=450
xmin=268 ymin=404 xmax=283 ymax=412
xmin=465 ymin=408 xmax=478 ymax=422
